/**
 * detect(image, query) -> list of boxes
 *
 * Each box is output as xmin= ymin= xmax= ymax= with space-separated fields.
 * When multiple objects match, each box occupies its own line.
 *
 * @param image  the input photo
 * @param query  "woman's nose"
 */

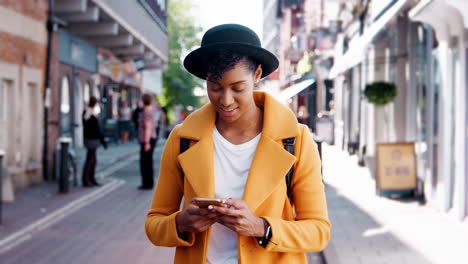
xmin=220 ymin=91 xmax=234 ymax=107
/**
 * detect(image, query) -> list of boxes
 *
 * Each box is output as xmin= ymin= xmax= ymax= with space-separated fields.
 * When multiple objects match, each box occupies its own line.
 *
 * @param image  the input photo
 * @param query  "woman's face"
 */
xmin=207 ymin=60 xmax=262 ymax=124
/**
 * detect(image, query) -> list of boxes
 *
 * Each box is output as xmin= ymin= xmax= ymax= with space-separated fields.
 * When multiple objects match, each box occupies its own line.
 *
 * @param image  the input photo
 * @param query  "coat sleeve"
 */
xmin=263 ymin=125 xmax=331 ymax=253
xmin=145 ymin=126 xmax=195 ymax=247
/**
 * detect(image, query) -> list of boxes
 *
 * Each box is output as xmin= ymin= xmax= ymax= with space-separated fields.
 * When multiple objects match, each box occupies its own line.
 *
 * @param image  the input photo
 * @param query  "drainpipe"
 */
xmin=43 ymin=0 xmax=56 ymax=181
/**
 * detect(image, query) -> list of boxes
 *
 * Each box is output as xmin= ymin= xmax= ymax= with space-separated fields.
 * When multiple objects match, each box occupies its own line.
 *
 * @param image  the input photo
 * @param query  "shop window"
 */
xmin=93 ymin=85 xmax=100 ymax=99
xmin=60 ymin=77 xmax=71 ymax=135
xmin=61 ymin=77 xmax=70 ymax=114
xmin=83 ymin=82 xmax=91 ymax=105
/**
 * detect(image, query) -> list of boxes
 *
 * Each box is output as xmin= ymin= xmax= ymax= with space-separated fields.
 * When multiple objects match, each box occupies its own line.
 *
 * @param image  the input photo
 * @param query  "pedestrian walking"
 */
xmin=138 ymin=94 xmax=157 ymax=190
xmin=145 ymin=24 xmax=330 ymax=263
xmin=82 ymin=96 xmax=107 ymax=187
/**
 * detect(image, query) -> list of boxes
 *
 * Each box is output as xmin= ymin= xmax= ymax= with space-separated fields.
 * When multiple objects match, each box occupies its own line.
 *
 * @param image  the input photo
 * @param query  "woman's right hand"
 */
xmin=175 ymin=200 xmax=218 ymax=234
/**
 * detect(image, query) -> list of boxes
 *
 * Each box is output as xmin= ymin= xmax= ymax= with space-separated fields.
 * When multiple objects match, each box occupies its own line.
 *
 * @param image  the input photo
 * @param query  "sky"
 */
xmin=190 ymin=0 xmax=263 ymax=39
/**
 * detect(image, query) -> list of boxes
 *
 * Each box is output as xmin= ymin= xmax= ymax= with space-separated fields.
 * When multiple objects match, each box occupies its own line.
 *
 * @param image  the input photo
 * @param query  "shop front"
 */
xmin=57 ymin=30 xmax=98 ymax=149
xmin=410 ymin=0 xmax=467 ymax=219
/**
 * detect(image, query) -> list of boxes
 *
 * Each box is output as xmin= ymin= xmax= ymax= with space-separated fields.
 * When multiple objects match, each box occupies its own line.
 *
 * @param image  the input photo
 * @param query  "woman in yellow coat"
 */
xmin=145 ymin=24 xmax=330 ymax=263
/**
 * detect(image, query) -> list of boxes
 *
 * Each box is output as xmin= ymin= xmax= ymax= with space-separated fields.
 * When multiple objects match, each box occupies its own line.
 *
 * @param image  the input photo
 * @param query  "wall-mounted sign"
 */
xmin=133 ymin=58 xmax=145 ymax=71
xmin=376 ymin=142 xmax=417 ymax=191
xmin=59 ymin=31 xmax=97 ymax=73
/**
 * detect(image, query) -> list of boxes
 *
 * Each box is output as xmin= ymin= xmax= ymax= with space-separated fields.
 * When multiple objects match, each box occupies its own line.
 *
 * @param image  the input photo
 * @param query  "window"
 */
xmin=83 ymin=82 xmax=90 ymax=105
xmin=93 ymin=85 xmax=100 ymax=99
xmin=61 ymin=77 xmax=70 ymax=114
xmin=28 ymin=82 xmax=40 ymax=161
xmin=0 ymin=80 xmax=6 ymax=121
xmin=60 ymin=77 xmax=71 ymax=135
xmin=0 ymin=79 xmax=14 ymax=122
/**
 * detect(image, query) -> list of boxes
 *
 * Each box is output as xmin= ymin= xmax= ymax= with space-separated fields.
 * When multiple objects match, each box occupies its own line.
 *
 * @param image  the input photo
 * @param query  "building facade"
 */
xmin=262 ymin=0 xmax=339 ymax=133
xmin=329 ymin=0 xmax=468 ymax=221
xmin=0 ymin=0 xmax=168 ymax=202
xmin=0 ymin=0 xmax=48 ymax=201
xmin=45 ymin=0 xmax=168 ymax=181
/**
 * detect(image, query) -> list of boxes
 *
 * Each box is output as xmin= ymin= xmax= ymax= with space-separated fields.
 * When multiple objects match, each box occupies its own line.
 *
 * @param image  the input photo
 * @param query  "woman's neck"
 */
xmin=216 ymin=104 xmax=263 ymax=143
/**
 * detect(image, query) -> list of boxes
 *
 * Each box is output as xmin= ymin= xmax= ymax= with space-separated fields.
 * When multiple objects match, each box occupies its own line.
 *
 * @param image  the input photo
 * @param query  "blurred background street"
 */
xmin=1 ymin=0 xmax=468 ymax=263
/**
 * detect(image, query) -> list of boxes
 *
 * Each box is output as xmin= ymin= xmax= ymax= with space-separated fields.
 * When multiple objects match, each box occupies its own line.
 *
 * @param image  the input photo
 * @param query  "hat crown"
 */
xmin=201 ymin=24 xmax=261 ymax=47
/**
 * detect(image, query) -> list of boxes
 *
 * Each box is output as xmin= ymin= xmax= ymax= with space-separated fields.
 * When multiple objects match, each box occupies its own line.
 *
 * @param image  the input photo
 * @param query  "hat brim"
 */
xmin=183 ymin=43 xmax=279 ymax=80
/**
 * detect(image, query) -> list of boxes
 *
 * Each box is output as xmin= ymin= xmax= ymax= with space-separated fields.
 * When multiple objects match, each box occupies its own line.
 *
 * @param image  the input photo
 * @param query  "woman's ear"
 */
xmin=254 ymin=64 xmax=263 ymax=83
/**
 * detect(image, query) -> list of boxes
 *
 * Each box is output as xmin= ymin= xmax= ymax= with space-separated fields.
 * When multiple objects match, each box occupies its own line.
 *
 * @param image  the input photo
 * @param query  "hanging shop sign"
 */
xmin=375 ymin=142 xmax=417 ymax=194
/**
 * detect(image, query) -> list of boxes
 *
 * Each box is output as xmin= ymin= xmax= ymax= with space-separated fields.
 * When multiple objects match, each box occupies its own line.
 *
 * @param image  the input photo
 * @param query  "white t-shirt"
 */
xmin=206 ymin=127 xmax=261 ymax=264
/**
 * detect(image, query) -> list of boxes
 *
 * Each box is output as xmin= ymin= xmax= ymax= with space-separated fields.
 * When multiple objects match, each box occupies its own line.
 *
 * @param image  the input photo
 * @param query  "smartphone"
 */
xmin=193 ymin=198 xmax=224 ymax=208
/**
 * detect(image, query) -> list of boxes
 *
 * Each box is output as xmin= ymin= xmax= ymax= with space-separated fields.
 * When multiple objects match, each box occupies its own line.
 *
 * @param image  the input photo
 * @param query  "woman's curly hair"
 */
xmin=203 ymin=49 xmax=259 ymax=82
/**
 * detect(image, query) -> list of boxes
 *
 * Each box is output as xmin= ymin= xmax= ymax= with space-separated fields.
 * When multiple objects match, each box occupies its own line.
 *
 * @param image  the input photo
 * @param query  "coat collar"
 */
xmin=177 ymin=91 xmax=300 ymax=140
xmin=176 ymin=91 xmax=299 ymax=211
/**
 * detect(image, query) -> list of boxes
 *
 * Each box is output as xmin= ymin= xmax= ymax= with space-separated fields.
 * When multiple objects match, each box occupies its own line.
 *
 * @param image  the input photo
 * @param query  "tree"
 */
xmin=159 ymin=0 xmax=203 ymax=115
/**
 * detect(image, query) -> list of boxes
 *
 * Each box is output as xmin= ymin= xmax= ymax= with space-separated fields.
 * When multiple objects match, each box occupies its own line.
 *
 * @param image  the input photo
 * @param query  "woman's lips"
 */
xmin=219 ymin=107 xmax=238 ymax=117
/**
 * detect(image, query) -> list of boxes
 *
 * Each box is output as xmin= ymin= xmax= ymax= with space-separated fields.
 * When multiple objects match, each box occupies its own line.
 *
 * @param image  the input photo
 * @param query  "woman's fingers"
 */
xmin=191 ymin=217 xmax=216 ymax=232
xmin=216 ymin=214 xmax=238 ymax=225
xmin=223 ymin=198 xmax=245 ymax=209
xmin=209 ymin=205 xmax=241 ymax=217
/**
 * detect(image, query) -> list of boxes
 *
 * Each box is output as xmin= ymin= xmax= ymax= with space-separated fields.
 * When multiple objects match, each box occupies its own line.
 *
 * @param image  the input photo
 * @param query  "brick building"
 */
xmin=0 ymin=0 xmax=49 ymax=201
xmin=0 ymin=0 xmax=168 ymax=202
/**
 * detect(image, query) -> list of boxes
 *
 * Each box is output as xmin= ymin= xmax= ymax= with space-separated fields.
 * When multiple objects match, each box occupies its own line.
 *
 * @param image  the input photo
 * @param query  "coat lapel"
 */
xmin=176 ymin=104 xmax=216 ymax=198
xmin=243 ymin=135 xmax=296 ymax=212
xmin=177 ymin=138 xmax=215 ymax=198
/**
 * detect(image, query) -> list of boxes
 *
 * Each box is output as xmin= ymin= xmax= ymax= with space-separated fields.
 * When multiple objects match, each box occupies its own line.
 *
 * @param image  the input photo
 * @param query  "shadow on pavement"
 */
xmin=323 ymin=184 xmax=433 ymax=264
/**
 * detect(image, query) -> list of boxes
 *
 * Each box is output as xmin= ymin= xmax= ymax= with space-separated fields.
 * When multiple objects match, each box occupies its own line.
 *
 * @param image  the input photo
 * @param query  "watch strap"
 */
xmin=256 ymin=218 xmax=272 ymax=248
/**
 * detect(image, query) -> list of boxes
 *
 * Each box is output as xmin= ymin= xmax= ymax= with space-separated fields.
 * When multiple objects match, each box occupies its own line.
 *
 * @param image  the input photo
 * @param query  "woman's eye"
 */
xmin=232 ymin=86 xmax=245 ymax=92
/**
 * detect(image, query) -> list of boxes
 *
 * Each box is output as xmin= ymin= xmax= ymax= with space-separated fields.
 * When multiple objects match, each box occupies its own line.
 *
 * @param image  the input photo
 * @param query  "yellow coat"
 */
xmin=145 ymin=92 xmax=330 ymax=263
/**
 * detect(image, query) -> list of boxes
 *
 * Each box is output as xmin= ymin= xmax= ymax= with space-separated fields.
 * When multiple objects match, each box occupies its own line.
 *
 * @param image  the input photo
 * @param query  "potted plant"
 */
xmin=364 ymin=81 xmax=397 ymax=105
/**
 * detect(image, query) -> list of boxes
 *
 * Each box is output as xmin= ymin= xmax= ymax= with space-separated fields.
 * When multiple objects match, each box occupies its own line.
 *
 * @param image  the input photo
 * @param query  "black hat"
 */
xmin=183 ymin=24 xmax=279 ymax=80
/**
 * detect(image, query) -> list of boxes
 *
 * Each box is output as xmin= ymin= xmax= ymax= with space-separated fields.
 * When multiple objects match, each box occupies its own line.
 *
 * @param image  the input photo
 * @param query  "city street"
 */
xmin=1 ymin=141 xmax=468 ymax=263
xmin=1 ymin=0 xmax=468 ymax=263
xmin=0 ymin=143 xmax=174 ymax=264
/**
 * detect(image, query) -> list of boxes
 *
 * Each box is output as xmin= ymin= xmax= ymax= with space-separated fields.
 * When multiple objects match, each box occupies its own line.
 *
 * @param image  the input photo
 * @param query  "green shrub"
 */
xmin=364 ymin=81 xmax=397 ymax=105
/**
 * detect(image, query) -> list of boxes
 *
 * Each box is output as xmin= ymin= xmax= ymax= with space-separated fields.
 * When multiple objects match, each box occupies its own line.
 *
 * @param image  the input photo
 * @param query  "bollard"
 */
xmin=316 ymin=140 xmax=322 ymax=161
xmin=59 ymin=137 xmax=72 ymax=193
xmin=313 ymin=135 xmax=323 ymax=175
xmin=0 ymin=150 xmax=4 ymax=224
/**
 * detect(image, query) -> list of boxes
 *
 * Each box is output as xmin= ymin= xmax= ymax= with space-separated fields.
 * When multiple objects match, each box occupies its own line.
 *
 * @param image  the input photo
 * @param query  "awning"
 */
xmin=275 ymin=79 xmax=315 ymax=103
xmin=55 ymin=0 xmax=167 ymax=69
xmin=409 ymin=0 xmax=465 ymax=41
xmin=329 ymin=0 xmax=410 ymax=79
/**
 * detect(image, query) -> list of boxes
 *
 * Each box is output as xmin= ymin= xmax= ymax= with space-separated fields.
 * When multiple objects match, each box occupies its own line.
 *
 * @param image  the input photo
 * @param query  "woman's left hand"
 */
xmin=209 ymin=198 xmax=265 ymax=237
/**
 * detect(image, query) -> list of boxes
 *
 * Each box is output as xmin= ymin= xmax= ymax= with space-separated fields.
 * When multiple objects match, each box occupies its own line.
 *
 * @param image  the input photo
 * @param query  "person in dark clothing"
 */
xmin=82 ymin=96 xmax=107 ymax=187
xmin=138 ymin=94 xmax=157 ymax=190
xmin=132 ymin=100 xmax=144 ymax=134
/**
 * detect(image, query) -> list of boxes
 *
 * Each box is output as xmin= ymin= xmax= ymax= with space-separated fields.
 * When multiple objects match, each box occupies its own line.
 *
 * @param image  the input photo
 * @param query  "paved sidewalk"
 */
xmin=0 ymin=142 xmax=140 ymax=240
xmin=321 ymin=144 xmax=468 ymax=264
xmin=0 ymin=141 xmax=174 ymax=263
xmin=75 ymin=142 xmax=141 ymax=175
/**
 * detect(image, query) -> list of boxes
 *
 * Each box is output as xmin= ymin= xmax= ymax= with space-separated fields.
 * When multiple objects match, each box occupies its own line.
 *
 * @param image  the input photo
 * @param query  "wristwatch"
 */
xmin=256 ymin=218 xmax=272 ymax=248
